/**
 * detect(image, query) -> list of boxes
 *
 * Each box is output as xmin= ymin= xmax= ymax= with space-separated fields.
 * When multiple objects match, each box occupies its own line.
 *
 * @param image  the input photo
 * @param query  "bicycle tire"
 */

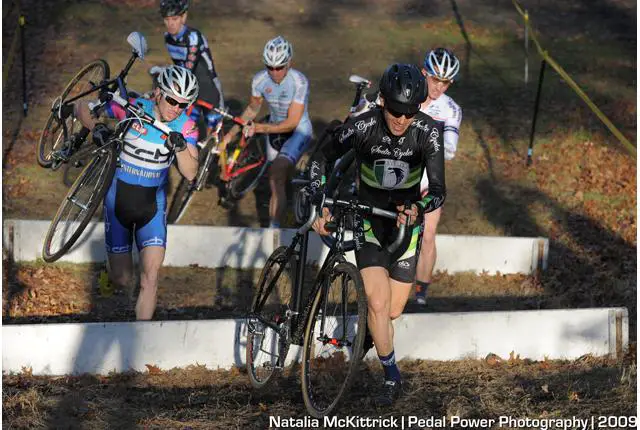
xmin=225 ymin=135 xmax=269 ymax=201
xmin=166 ymin=138 xmax=216 ymax=224
xmin=301 ymin=261 xmax=367 ymax=418
xmin=42 ymin=143 xmax=118 ymax=262
xmin=37 ymin=59 xmax=110 ymax=168
xmin=61 ymin=129 xmax=94 ymax=187
xmin=246 ymin=246 xmax=295 ymax=389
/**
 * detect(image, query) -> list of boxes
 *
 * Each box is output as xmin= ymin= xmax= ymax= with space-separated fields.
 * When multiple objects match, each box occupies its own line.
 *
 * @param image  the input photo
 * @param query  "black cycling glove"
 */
xmin=167 ymin=131 xmax=187 ymax=153
xmin=92 ymin=123 xmax=112 ymax=146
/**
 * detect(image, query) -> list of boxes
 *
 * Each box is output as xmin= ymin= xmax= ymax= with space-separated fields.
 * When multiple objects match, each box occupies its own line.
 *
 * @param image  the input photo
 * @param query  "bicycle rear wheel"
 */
xmin=37 ymin=59 xmax=110 ymax=168
xmin=246 ymin=246 xmax=295 ymax=389
xmin=301 ymin=262 xmax=367 ymax=418
xmin=225 ymin=135 xmax=269 ymax=201
xmin=42 ymin=143 xmax=118 ymax=262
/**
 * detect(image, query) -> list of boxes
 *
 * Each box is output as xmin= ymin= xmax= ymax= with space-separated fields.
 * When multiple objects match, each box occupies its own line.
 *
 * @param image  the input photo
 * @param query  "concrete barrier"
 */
xmin=2 ymin=219 xmax=548 ymax=274
xmin=2 ymin=308 xmax=627 ymax=375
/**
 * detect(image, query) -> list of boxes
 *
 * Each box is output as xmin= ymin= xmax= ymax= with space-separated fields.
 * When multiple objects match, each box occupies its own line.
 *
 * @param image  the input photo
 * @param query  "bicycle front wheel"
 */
xmin=301 ymin=262 xmax=367 ymax=418
xmin=37 ymin=59 xmax=110 ymax=168
xmin=246 ymin=246 xmax=295 ymax=389
xmin=225 ymin=135 xmax=269 ymax=201
xmin=42 ymin=143 xmax=117 ymax=262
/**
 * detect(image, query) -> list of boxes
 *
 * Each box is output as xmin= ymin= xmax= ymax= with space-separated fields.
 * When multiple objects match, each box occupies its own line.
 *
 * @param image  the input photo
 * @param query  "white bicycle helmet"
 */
xmin=423 ymin=48 xmax=460 ymax=81
xmin=157 ymin=65 xmax=199 ymax=104
xmin=263 ymin=36 xmax=293 ymax=68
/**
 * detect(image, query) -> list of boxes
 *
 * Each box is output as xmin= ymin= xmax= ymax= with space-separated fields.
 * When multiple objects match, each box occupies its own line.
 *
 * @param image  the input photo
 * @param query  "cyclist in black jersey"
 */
xmin=158 ymin=0 xmax=225 ymax=138
xmin=310 ymin=63 xmax=445 ymax=406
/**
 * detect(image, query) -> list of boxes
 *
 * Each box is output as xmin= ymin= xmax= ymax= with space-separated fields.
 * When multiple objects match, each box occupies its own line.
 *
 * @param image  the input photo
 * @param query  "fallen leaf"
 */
xmin=145 ymin=364 xmax=162 ymax=375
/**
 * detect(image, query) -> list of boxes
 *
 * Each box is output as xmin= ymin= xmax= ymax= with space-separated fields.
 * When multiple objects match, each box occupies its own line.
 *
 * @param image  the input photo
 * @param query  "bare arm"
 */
xmin=223 ymin=95 xmax=263 ymax=143
xmin=175 ymin=144 xmax=199 ymax=181
xmin=254 ymin=101 xmax=304 ymax=134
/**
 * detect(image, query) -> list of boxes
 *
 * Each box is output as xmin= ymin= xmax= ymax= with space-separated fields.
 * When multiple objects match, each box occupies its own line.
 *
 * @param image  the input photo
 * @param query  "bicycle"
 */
xmin=167 ymin=74 xmax=375 ymax=225
xmin=41 ymin=35 xmax=181 ymax=263
xmin=245 ymin=186 xmax=407 ymax=417
xmin=36 ymin=32 xmax=147 ymax=170
xmin=166 ymin=107 xmax=270 ymax=223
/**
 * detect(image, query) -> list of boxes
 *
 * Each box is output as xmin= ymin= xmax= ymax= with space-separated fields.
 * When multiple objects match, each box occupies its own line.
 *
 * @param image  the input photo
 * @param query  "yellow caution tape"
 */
xmin=512 ymin=0 xmax=635 ymax=157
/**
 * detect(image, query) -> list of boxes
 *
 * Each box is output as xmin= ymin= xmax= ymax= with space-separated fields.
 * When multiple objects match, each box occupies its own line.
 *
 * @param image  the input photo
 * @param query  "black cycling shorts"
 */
xmin=355 ymin=217 xmax=423 ymax=283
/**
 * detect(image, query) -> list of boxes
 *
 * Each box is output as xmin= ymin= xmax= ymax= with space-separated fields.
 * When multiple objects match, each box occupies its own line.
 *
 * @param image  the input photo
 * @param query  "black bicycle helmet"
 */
xmin=379 ymin=63 xmax=427 ymax=115
xmin=160 ymin=0 xmax=189 ymax=17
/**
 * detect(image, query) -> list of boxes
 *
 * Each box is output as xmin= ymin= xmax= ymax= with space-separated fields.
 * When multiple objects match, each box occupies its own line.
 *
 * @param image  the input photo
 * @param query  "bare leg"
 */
xmin=107 ymin=252 xmax=134 ymax=300
xmin=415 ymin=207 xmax=442 ymax=302
xmin=136 ymin=246 xmax=165 ymax=321
xmin=268 ymin=156 xmax=294 ymax=226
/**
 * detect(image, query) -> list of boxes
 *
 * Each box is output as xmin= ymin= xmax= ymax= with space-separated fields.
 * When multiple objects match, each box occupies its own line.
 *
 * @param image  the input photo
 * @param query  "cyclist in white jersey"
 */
xmin=415 ymin=48 xmax=463 ymax=305
xmin=222 ymin=36 xmax=313 ymax=228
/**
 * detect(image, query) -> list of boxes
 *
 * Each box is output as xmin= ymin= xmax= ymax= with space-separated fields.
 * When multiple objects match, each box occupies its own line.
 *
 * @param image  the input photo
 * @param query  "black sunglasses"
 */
xmin=386 ymin=106 xmax=417 ymax=119
xmin=163 ymin=93 xmax=189 ymax=109
xmin=266 ymin=65 xmax=286 ymax=71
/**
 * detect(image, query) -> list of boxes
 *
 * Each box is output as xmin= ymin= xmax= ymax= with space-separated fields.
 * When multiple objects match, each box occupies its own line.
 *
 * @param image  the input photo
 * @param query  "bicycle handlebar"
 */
xmin=299 ymin=195 xmax=408 ymax=254
xmin=109 ymin=92 xmax=173 ymax=135
xmin=212 ymin=107 xmax=247 ymax=127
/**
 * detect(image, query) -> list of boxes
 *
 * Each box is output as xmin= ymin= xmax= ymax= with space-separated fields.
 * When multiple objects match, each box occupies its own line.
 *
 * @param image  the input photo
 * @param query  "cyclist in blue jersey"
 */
xmin=75 ymin=65 xmax=200 ymax=320
xmin=156 ymin=0 xmax=225 ymax=139
xmin=222 ymin=36 xmax=313 ymax=228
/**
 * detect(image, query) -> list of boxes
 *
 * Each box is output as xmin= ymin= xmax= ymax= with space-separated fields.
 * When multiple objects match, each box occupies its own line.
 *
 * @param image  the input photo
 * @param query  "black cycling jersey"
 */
xmin=312 ymin=107 xmax=446 ymax=215
xmin=164 ymin=26 xmax=220 ymax=107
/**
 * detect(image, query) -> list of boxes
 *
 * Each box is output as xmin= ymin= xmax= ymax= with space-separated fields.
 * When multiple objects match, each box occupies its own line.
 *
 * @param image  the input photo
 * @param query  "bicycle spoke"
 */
xmin=46 ymin=150 xmax=111 ymax=258
xmin=302 ymin=263 xmax=366 ymax=417
xmin=246 ymin=247 xmax=294 ymax=389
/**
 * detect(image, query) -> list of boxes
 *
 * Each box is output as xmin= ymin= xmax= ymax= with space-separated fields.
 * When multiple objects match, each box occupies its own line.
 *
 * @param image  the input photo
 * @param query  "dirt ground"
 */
xmin=1 ymin=0 xmax=637 ymax=428
xmin=3 ymin=260 xmax=542 ymax=324
xmin=3 ymin=355 xmax=637 ymax=429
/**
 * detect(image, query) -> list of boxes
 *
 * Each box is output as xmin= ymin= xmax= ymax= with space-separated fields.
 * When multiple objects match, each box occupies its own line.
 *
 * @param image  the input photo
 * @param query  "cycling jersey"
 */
xmin=421 ymin=93 xmax=461 ymax=161
xmin=419 ymin=93 xmax=462 ymax=195
xmin=311 ymin=108 xmax=445 ymax=282
xmin=165 ymin=26 xmax=224 ymax=109
xmin=103 ymin=97 xmax=198 ymax=253
xmin=251 ymin=69 xmax=313 ymax=164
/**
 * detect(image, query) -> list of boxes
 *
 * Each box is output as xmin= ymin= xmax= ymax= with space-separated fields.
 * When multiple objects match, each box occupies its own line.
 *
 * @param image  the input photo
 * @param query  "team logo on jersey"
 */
xmin=382 ymin=136 xmax=391 ymax=144
xmin=265 ymin=87 xmax=272 ymax=94
xmin=122 ymin=140 xmax=172 ymax=165
xmin=131 ymin=121 xmax=148 ymax=135
xmin=373 ymin=159 xmax=409 ymax=189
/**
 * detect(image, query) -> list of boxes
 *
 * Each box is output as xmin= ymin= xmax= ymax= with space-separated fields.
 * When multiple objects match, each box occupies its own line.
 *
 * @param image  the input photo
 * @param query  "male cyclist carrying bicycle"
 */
xmin=310 ymin=64 xmax=445 ymax=406
xmin=157 ymin=0 xmax=225 ymax=139
xmin=222 ymin=36 xmax=313 ymax=228
xmin=75 ymin=65 xmax=199 ymax=320
xmin=415 ymin=48 xmax=463 ymax=306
